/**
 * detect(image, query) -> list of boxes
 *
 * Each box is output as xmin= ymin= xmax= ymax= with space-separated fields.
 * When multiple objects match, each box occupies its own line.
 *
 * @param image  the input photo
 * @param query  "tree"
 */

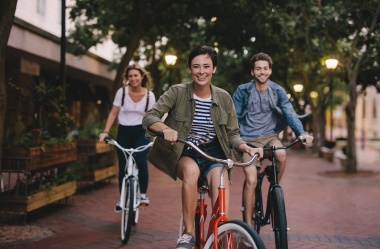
xmin=202 ymin=0 xmax=380 ymax=173
xmin=68 ymin=0 xmax=206 ymax=97
xmin=0 ymin=0 xmax=18 ymax=170
xmin=336 ymin=0 xmax=380 ymax=173
xmin=68 ymin=0 xmax=380 ymax=175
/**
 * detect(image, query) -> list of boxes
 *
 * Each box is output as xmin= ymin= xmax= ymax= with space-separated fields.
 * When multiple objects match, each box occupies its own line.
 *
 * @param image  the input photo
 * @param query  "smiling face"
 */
xmin=189 ymin=54 xmax=217 ymax=87
xmin=251 ymin=60 xmax=272 ymax=85
xmin=127 ymin=69 xmax=144 ymax=87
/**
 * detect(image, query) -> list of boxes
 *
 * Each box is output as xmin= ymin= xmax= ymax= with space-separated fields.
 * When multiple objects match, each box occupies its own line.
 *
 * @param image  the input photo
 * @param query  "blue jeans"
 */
xmin=181 ymin=138 xmax=227 ymax=186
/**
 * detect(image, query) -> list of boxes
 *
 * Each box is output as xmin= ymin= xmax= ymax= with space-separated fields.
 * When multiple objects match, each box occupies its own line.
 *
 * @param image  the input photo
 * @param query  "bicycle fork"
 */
xmin=195 ymin=192 xmax=207 ymax=249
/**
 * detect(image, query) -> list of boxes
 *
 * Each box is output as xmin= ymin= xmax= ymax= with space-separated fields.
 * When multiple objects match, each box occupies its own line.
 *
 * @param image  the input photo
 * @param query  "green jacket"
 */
xmin=142 ymin=81 xmax=246 ymax=180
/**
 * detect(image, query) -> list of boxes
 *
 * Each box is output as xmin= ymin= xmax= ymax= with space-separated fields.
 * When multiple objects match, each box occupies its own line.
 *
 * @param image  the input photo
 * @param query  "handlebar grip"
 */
xmin=298 ymin=135 xmax=306 ymax=143
xmin=155 ymin=130 xmax=187 ymax=144
xmin=104 ymin=136 xmax=111 ymax=143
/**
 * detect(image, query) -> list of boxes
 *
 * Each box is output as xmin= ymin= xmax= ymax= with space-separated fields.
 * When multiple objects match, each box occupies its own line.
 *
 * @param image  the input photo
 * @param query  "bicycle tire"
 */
xmin=121 ymin=177 xmax=134 ymax=243
xmin=271 ymin=187 xmax=288 ymax=249
xmin=241 ymin=179 xmax=246 ymax=222
xmin=133 ymin=178 xmax=140 ymax=225
xmin=194 ymin=212 xmax=201 ymax=249
xmin=203 ymin=220 xmax=266 ymax=249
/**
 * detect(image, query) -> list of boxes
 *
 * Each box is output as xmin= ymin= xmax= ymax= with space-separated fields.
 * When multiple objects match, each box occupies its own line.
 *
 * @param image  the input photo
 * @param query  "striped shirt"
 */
xmin=187 ymin=95 xmax=216 ymax=146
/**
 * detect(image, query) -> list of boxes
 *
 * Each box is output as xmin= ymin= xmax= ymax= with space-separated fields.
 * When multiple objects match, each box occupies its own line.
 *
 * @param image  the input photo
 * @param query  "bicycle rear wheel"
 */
xmin=121 ymin=177 xmax=134 ymax=243
xmin=204 ymin=220 xmax=266 ymax=249
xmin=271 ymin=186 xmax=287 ymax=249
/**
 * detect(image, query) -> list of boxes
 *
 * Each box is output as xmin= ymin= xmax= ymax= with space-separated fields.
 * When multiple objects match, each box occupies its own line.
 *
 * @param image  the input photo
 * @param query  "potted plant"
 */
xmin=3 ymin=78 xmax=77 ymax=170
xmin=0 ymin=168 xmax=79 ymax=213
xmin=1 ymin=78 xmax=78 ymax=215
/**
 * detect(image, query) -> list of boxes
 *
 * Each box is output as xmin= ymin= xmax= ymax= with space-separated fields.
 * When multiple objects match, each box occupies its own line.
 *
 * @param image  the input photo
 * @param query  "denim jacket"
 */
xmin=143 ymin=82 xmax=246 ymax=180
xmin=232 ymin=80 xmax=305 ymax=138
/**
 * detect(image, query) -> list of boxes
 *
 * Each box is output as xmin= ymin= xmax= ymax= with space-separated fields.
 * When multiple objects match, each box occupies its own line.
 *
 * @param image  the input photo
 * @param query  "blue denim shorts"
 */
xmin=181 ymin=138 xmax=227 ymax=180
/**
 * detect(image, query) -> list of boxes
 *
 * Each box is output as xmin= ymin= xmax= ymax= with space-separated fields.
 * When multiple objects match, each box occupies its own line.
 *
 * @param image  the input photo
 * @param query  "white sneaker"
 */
xmin=140 ymin=196 xmax=150 ymax=206
xmin=176 ymin=233 xmax=195 ymax=249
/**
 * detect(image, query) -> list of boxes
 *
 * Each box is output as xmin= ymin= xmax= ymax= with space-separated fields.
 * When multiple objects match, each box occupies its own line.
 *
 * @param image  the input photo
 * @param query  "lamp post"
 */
xmin=165 ymin=54 xmax=177 ymax=87
xmin=293 ymin=84 xmax=304 ymax=111
xmin=325 ymin=58 xmax=339 ymax=141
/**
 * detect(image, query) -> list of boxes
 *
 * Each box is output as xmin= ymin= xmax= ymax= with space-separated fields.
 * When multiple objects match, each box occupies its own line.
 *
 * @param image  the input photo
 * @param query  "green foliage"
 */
xmin=77 ymin=116 xmax=103 ymax=139
xmin=4 ymin=78 xmax=76 ymax=148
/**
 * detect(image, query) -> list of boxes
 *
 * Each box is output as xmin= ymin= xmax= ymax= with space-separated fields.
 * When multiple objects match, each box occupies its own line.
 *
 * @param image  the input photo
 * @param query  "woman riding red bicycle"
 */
xmin=143 ymin=45 xmax=262 ymax=249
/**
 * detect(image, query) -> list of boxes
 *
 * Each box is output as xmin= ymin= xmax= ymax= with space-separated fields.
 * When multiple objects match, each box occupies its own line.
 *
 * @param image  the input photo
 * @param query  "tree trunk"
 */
xmin=345 ymin=70 xmax=358 ymax=174
xmin=0 ymin=0 xmax=18 ymax=171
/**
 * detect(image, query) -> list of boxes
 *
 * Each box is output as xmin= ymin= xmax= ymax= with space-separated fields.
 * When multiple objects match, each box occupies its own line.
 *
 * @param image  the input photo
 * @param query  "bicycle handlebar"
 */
xmin=247 ymin=135 xmax=305 ymax=151
xmin=104 ymin=136 xmax=153 ymax=153
xmin=155 ymin=131 xmax=260 ymax=169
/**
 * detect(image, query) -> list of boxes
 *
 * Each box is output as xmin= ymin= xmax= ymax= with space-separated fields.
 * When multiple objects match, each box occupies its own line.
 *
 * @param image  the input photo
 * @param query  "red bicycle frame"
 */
xmin=196 ymin=178 xmax=230 ymax=249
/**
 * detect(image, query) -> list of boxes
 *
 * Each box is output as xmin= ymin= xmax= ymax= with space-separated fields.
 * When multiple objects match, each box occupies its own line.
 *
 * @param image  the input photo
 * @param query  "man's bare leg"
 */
xmin=242 ymin=153 xmax=257 ymax=227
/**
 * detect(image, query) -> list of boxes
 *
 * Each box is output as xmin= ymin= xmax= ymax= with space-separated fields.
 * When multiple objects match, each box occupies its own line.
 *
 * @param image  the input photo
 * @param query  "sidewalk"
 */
xmin=1 ymin=145 xmax=380 ymax=249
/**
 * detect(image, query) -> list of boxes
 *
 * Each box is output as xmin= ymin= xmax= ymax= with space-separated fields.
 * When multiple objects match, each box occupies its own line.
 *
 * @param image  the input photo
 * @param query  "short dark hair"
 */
xmin=188 ymin=45 xmax=217 ymax=68
xmin=249 ymin=53 xmax=273 ymax=69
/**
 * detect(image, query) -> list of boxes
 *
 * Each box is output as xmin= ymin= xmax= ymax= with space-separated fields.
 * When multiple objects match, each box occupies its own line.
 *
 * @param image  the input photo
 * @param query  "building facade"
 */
xmin=6 ymin=0 xmax=118 ymax=130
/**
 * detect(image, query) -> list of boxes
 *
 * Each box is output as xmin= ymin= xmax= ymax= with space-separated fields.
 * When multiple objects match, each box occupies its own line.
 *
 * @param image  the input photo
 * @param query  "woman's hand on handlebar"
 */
xmin=239 ymin=143 xmax=263 ymax=159
xmin=149 ymin=123 xmax=178 ymax=144
xmin=161 ymin=127 xmax=178 ymax=144
xmin=98 ymin=132 xmax=108 ymax=143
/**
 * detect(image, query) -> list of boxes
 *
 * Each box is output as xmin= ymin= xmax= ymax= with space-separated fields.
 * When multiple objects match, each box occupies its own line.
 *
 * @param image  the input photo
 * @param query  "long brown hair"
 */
xmin=124 ymin=64 xmax=151 ymax=90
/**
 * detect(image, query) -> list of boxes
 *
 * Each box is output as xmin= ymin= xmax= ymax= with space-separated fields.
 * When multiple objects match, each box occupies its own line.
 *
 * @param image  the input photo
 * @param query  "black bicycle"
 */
xmin=242 ymin=136 xmax=305 ymax=249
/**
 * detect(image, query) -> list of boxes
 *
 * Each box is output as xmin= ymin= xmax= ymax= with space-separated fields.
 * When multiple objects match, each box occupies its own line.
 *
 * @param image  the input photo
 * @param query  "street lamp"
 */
xmin=325 ymin=58 xmax=339 ymax=141
xmin=293 ymin=84 xmax=304 ymax=111
xmin=293 ymin=84 xmax=304 ymax=94
xmin=165 ymin=54 xmax=177 ymax=87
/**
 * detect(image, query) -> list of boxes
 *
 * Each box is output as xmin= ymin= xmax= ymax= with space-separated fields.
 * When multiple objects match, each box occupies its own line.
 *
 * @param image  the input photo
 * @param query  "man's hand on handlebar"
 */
xmin=239 ymin=144 xmax=263 ymax=160
xmin=300 ymin=134 xmax=314 ymax=146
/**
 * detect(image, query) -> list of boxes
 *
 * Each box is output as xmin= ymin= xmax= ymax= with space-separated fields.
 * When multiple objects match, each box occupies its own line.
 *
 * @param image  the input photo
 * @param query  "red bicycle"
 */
xmin=157 ymin=131 xmax=266 ymax=249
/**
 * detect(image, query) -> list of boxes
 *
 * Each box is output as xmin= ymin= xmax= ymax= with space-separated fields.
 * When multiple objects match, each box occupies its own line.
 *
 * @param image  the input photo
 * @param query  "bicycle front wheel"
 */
xmin=204 ymin=220 xmax=266 ymax=249
xmin=121 ymin=177 xmax=134 ymax=243
xmin=133 ymin=178 xmax=140 ymax=225
xmin=271 ymin=187 xmax=288 ymax=249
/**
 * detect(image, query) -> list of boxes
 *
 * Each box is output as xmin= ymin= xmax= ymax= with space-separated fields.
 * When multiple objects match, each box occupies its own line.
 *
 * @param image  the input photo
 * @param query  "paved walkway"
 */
xmin=1 ymin=145 xmax=380 ymax=249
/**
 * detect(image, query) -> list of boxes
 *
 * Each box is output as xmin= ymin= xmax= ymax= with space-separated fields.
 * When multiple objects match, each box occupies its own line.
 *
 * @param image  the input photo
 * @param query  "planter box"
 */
xmin=76 ymin=140 xmax=117 ymax=186
xmin=81 ymin=164 xmax=117 ymax=182
xmin=0 ymin=181 xmax=76 ymax=213
xmin=2 ymin=143 xmax=77 ymax=171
